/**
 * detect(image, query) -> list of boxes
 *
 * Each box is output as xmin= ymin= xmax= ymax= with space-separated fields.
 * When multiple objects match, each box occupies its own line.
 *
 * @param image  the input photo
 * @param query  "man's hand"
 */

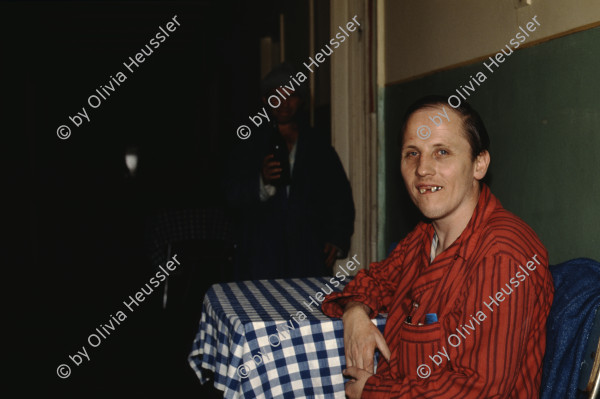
xmin=344 ymin=366 xmax=373 ymax=399
xmin=342 ymin=302 xmax=391 ymax=374
xmin=261 ymin=154 xmax=281 ymax=184
xmin=323 ymin=242 xmax=338 ymax=268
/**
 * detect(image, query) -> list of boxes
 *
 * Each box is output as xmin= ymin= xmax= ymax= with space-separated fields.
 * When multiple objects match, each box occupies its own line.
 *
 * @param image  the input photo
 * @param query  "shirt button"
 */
xmin=413 ymin=302 xmax=419 ymax=308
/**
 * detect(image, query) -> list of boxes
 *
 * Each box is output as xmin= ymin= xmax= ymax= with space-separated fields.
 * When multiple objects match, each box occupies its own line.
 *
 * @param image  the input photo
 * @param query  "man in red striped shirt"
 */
xmin=322 ymin=96 xmax=554 ymax=398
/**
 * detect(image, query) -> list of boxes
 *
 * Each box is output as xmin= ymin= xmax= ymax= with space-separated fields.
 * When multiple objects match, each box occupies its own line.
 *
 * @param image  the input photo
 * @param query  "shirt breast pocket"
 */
xmin=390 ymin=322 xmax=444 ymax=379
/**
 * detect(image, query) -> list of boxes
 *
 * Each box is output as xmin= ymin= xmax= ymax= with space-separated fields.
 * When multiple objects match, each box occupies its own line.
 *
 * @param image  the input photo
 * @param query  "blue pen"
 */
xmin=425 ymin=313 xmax=438 ymax=324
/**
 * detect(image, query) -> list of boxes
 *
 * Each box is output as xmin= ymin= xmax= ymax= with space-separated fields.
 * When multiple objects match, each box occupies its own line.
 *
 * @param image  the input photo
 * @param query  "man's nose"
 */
xmin=416 ymin=154 xmax=435 ymax=177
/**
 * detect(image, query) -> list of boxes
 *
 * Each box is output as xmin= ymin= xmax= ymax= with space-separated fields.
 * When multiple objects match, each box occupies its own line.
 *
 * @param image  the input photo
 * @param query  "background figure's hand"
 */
xmin=343 ymin=366 xmax=373 ymax=399
xmin=342 ymin=302 xmax=391 ymax=374
xmin=323 ymin=242 xmax=338 ymax=268
xmin=261 ymin=154 xmax=281 ymax=184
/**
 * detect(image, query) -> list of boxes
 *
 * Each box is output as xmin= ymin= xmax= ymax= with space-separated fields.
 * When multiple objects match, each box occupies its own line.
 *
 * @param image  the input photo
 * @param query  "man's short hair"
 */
xmin=399 ymin=95 xmax=491 ymax=160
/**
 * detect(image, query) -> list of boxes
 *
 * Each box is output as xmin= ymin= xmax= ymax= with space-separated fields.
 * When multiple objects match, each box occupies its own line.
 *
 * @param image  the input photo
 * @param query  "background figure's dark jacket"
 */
xmin=224 ymin=123 xmax=355 ymax=280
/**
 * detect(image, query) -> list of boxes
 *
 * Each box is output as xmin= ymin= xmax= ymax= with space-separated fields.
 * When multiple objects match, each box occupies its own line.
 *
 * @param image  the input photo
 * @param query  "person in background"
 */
xmin=224 ymin=63 xmax=355 ymax=280
xmin=322 ymin=95 xmax=554 ymax=398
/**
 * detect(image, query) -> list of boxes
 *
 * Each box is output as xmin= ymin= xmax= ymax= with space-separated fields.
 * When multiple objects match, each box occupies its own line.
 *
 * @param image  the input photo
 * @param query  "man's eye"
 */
xmin=405 ymin=151 xmax=418 ymax=158
xmin=437 ymin=149 xmax=448 ymax=156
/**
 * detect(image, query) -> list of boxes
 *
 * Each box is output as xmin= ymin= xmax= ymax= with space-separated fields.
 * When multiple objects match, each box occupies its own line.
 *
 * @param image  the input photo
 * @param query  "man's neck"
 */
xmin=432 ymin=187 xmax=481 ymax=255
xmin=277 ymin=122 xmax=299 ymax=150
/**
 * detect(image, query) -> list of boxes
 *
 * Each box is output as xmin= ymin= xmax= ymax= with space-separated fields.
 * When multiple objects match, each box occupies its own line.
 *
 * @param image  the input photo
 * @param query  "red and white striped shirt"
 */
xmin=322 ymin=184 xmax=554 ymax=398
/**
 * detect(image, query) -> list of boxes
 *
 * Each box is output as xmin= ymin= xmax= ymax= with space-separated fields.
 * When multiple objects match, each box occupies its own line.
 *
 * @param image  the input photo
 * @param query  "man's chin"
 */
xmin=274 ymin=114 xmax=296 ymax=125
xmin=415 ymin=205 xmax=446 ymax=221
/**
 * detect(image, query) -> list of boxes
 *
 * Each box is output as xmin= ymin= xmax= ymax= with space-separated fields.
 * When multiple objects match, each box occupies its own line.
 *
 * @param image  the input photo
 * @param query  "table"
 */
xmin=188 ymin=277 xmax=387 ymax=398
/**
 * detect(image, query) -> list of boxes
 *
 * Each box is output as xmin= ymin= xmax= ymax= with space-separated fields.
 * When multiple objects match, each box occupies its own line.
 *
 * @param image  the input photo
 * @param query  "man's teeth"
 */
xmin=419 ymin=187 xmax=443 ymax=194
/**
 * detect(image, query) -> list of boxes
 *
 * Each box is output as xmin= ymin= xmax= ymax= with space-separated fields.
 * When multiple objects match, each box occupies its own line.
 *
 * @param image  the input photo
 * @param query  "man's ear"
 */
xmin=474 ymin=150 xmax=490 ymax=180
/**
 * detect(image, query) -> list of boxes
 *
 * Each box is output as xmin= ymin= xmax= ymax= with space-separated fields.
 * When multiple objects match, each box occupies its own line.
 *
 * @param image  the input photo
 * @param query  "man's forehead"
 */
xmin=410 ymin=105 xmax=458 ymax=118
xmin=407 ymin=107 xmax=463 ymax=129
xmin=403 ymin=110 xmax=469 ymax=147
xmin=403 ymin=142 xmax=451 ymax=149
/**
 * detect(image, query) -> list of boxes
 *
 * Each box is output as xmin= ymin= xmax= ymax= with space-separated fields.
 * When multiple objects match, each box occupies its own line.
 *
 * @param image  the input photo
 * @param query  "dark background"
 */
xmin=6 ymin=0 xmax=328 ymax=396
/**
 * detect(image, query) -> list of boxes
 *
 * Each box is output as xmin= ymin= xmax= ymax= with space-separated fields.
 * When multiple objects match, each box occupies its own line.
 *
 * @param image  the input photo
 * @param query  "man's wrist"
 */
xmin=343 ymin=301 xmax=372 ymax=318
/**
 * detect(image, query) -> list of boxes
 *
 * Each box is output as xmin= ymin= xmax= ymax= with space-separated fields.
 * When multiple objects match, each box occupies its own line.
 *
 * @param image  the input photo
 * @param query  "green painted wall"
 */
xmin=381 ymin=27 xmax=600 ymax=264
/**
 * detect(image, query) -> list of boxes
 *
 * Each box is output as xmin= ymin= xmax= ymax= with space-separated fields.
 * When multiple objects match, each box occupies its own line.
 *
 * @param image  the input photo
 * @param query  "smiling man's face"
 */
xmin=401 ymin=106 xmax=489 ymax=224
xmin=265 ymin=92 xmax=302 ymax=125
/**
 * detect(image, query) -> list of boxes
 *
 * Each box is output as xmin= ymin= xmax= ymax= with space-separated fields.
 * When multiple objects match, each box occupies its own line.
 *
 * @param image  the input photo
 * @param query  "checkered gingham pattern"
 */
xmin=188 ymin=277 xmax=387 ymax=399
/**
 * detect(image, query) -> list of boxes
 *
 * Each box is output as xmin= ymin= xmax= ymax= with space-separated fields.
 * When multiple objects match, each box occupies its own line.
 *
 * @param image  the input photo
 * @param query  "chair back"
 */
xmin=540 ymin=258 xmax=600 ymax=399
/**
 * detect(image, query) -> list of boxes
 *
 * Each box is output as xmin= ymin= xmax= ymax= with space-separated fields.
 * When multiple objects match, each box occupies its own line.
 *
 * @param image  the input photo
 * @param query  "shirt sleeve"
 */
xmin=361 ymin=251 xmax=553 ymax=398
xmin=321 ymin=239 xmax=409 ymax=318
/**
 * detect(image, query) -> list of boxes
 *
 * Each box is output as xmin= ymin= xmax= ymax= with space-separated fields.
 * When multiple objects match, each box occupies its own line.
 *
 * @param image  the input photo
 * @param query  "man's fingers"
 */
xmin=364 ymin=357 xmax=375 ymax=374
xmin=325 ymin=252 xmax=336 ymax=267
xmin=266 ymin=165 xmax=281 ymax=171
xmin=345 ymin=347 xmax=354 ymax=368
xmin=262 ymin=157 xmax=273 ymax=167
xmin=355 ymin=349 xmax=365 ymax=370
xmin=374 ymin=333 xmax=392 ymax=361
xmin=362 ymin=346 xmax=375 ymax=374
xmin=263 ymin=158 xmax=279 ymax=168
xmin=345 ymin=379 xmax=359 ymax=399
xmin=343 ymin=366 xmax=359 ymax=379
xmin=344 ymin=366 xmax=372 ymax=399
xmin=324 ymin=243 xmax=335 ymax=256
xmin=266 ymin=168 xmax=282 ymax=177
xmin=324 ymin=244 xmax=337 ymax=267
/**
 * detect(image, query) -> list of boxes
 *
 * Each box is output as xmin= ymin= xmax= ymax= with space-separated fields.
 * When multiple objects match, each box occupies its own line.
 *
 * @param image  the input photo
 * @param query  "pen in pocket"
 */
xmin=425 ymin=313 xmax=438 ymax=324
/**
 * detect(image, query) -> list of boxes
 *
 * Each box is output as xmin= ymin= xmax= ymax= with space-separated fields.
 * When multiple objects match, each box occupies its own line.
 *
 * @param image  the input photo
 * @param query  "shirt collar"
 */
xmin=421 ymin=184 xmax=501 ymax=260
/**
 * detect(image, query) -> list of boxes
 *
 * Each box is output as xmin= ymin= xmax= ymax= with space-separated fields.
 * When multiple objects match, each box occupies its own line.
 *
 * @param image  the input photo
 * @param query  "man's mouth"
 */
xmin=418 ymin=186 xmax=443 ymax=194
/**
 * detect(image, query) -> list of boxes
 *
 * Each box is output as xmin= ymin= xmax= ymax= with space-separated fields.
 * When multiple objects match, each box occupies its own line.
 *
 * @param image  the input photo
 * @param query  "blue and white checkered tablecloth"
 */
xmin=188 ymin=277 xmax=387 ymax=399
